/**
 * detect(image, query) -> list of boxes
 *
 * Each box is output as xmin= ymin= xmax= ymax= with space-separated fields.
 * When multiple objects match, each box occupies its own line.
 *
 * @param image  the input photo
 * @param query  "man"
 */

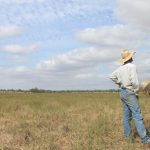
xmin=109 ymin=49 xmax=150 ymax=143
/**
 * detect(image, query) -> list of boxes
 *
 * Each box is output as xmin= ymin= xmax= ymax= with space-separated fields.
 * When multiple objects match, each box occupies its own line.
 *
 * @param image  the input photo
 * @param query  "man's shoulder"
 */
xmin=126 ymin=63 xmax=136 ymax=68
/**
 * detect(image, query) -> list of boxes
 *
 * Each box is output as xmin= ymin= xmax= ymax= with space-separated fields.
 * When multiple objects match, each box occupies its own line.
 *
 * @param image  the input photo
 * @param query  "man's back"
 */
xmin=110 ymin=63 xmax=139 ymax=93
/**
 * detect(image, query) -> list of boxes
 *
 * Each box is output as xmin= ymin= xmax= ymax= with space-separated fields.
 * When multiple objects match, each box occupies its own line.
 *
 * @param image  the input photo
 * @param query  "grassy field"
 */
xmin=0 ymin=92 xmax=150 ymax=150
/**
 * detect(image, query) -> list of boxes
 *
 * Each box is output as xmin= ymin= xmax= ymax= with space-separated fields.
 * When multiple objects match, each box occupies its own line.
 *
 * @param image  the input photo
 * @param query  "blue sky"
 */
xmin=0 ymin=0 xmax=150 ymax=90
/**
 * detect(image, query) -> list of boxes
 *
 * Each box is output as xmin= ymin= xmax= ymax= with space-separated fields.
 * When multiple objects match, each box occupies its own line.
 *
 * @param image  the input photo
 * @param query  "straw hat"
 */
xmin=119 ymin=49 xmax=136 ymax=64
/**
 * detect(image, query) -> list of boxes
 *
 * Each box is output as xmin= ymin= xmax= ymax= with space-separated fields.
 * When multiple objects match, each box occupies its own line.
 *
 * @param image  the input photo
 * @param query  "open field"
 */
xmin=0 ymin=92 xmax=150 ymax=150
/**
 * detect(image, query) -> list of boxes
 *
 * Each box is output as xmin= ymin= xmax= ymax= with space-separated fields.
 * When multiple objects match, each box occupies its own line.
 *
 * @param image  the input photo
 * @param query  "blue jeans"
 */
xmin=120 ymin=88 xmax=147 ymax=139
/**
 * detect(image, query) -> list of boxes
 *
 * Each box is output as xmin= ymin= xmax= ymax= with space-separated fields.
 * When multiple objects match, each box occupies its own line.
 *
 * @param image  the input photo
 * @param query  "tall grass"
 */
xmin=0 ymin=92 xmax=149 ymax=150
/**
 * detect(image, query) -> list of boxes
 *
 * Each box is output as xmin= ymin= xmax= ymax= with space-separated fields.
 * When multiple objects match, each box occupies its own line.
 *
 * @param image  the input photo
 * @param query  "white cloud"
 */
xmin=1 ymin=43 xmax=41 ymax=54
xmin=75 ymin=73 xmax=93 ymax=79
xmin=0 ymin=48 xmax=149 ymax=90
xmin=0 ymin=26 xmax=24 ymax=37
xmin=116 ymin=0 xmax=150 ymax=31
xmin=77 ymin=25 xmax=146 ymax=49
xmin=11 ymin=55 xmax=27 ymax=64
xmin=15 ymin=66 xmax=31 ymax=73
xmin=37 ymin=47 xmax=118 ymax=72
xmin=0 ymin=65 xmax=106 ymax=90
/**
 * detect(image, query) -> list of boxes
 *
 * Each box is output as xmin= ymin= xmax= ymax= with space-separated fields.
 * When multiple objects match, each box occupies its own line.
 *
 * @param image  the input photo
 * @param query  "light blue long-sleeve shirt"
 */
xmin=109 ymin=63 xmax=139 ymax=94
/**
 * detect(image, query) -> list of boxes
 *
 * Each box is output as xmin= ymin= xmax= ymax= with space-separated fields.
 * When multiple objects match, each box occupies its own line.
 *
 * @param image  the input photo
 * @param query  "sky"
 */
xmin=0 ymin=0 xmax=150 ymax=90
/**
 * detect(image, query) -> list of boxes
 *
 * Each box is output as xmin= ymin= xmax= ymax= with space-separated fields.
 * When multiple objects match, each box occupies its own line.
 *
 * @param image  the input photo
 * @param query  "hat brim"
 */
xmin=119 ymin=52 xmax=136 ymax=64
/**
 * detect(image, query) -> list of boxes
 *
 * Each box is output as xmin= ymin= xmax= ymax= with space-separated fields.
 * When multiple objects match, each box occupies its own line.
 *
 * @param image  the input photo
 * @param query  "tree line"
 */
xmin=0 ymin=88 xmax=119 ymax=93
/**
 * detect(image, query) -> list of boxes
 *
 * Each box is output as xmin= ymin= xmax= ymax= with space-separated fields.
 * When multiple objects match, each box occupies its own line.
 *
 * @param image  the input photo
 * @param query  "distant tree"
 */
xmin=29 ymin=87 xmax=48 ymax=93
xmin=30 ymin=87 xmax=40 ymax=93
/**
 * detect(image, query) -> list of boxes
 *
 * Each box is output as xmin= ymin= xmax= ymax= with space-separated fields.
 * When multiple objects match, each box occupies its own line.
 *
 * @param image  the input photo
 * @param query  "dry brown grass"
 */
xmin=0 ymin=92 xmax=149 ymax=150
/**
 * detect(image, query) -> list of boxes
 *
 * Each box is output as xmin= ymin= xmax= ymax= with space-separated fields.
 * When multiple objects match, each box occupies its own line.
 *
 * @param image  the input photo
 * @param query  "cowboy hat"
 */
xmin=119 ymin=49 xmax=136 ymax=64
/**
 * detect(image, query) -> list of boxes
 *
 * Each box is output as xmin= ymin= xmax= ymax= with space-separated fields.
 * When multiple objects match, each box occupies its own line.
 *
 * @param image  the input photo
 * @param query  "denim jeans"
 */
xmin=120 ymin=88 xmax=147 ymax=139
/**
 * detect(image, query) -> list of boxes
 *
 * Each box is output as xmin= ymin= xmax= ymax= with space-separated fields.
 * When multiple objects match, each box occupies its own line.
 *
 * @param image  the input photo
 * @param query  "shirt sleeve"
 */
xmin=109 ymin=69 xmax=120 ymax=85
xmin=129 ymin=65 xmax=139 ymax=92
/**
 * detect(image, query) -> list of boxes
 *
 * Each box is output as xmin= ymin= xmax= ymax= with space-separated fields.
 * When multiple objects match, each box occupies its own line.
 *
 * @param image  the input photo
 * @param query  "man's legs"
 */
xmin=126 ymin=92 xmax=147 ymax=139
xmin=121 ymin=98 xmax=132 ymax=138
xmin=126 ymin=92 xmax=150 ymax=143
xmin=120 ymin=89 xmax=132 ymax=139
